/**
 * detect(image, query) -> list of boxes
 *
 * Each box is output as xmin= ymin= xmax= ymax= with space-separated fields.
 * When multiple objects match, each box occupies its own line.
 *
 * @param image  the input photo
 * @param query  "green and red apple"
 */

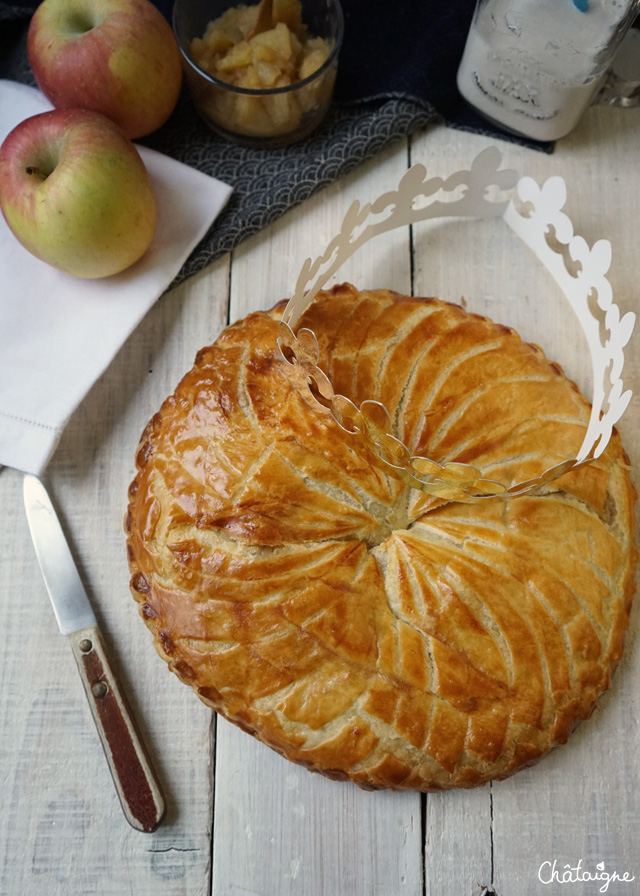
xmin=0 ymin=108 xmax=157 ymax=279
xmin=27 ymin=0 xmax=182 ymax=139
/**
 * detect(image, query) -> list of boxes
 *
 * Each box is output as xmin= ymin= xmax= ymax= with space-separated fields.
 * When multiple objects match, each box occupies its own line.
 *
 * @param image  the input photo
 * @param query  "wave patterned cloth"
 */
xmin=125 ymin=286 xmax=637 ymax=790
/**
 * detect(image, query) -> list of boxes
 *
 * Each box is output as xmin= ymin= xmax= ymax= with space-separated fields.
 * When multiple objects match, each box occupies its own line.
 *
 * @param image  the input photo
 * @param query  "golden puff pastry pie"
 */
xmin=125 ymin=284 xmax=637 ymax=791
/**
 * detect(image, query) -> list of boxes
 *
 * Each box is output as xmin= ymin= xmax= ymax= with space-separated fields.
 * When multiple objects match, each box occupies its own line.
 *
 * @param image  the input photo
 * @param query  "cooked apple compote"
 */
xmin=189 ymin=0 xmax=334 ymax=138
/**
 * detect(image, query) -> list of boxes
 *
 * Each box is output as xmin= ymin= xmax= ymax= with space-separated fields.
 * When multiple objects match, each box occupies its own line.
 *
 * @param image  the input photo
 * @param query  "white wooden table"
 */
xmin=1 ymin=102 xmax=639 ymax=896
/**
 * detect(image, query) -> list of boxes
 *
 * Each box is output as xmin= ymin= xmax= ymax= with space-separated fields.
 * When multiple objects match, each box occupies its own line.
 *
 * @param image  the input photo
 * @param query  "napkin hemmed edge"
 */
xmin=0 ymin=411 xmax=62 ymax=476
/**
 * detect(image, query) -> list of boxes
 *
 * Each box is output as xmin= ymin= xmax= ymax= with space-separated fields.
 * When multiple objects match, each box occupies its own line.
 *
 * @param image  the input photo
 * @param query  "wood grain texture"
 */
xmin=1 ymin=261 xmax=230 ymax=896
xmin=412 ymin=108 xmax=640 ymax=896
xmin=1 ymin=103 xmax=639 ymax=896
xmin=211 ymin=146 xmax=424 ymax=896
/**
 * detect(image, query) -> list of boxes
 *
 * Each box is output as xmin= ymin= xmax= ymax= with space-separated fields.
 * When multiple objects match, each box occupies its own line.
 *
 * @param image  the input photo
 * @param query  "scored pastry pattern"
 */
xmin=126 ymin=287 xmax=637 ymax=791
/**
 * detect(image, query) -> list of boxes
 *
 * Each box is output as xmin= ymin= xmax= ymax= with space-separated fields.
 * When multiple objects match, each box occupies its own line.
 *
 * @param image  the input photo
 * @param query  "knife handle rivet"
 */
xmin=92 ymin=681 xmax=108 ymax=698
xmin=79 ymin=639 xmax=93 ymax=653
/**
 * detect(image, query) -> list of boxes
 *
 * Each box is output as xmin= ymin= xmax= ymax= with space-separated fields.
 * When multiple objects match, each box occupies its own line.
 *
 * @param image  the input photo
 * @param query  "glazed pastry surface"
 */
xmin=126 ymin=285 xmax=637 ymax=790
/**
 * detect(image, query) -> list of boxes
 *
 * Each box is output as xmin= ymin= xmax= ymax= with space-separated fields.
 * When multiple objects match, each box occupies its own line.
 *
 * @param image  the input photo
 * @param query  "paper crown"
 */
xmin=276 ymin=147 xmax=635 ymax=501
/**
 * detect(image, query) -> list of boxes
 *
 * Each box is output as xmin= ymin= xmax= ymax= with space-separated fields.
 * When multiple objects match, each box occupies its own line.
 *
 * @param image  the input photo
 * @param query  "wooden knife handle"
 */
xmin=68 ymin=623 xmax=165 ymax=832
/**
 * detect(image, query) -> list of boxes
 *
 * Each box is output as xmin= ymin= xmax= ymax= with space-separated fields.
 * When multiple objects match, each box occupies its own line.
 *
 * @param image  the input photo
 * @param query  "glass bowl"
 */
xmin=173 ymin=0 xmax=344 ymax=148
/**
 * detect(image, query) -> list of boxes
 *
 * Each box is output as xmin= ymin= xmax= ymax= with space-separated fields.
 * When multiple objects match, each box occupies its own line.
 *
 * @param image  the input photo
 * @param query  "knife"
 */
xmin=23 ymin=473 xmax=165 ymax=833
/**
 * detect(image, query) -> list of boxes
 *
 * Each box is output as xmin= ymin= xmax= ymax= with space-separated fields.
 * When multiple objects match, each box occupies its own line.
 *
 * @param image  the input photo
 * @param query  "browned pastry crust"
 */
xmin=125 ymin=284 xmax=637 ymax=790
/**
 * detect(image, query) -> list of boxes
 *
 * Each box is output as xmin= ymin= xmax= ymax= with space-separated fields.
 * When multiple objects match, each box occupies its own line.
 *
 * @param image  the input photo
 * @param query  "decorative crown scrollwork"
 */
xmin=276 ymin=147 xmax=635 ymax=502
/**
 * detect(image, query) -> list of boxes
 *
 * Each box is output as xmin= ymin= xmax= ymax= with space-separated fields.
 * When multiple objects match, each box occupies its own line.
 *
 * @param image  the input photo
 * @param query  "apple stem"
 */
xmin=25 ymin=166 xmax=47 ymax=180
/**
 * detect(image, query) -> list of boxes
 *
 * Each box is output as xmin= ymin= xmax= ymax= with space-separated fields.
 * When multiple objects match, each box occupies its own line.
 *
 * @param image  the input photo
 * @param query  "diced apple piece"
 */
xmin=252 ymin=22 xmax=293 ymax=66
xmin=256 ymin=61 xmax=282 ymax=88
xmin=217 ymin=40 xmax=253 ymax=71
xmin=251 ymin=40 xmax=277 ymax=64
xmin=235 ymin=95 xmax=274 ymax=133
xmin=299 ymin=43 xmax=330 ymax=80
xmin=266 ymin=91 xmax=300 ymax=129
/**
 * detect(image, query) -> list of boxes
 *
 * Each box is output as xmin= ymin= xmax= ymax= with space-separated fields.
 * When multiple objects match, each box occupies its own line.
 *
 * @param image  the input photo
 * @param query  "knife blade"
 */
xmin=23 ymin=473 xmax=165 ymax=833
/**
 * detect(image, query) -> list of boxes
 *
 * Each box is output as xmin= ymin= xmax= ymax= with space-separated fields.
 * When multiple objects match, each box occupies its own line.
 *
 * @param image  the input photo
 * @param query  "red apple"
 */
xmin=27 ymin=0 xmax=182 ymax=139
xmin=0 ymin=108 xmax=157 ymax=279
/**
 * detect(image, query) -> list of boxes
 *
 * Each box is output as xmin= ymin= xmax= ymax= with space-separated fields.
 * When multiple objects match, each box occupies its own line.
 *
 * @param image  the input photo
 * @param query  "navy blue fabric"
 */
xmin=0 ymin=0 xmax=552 ymax=286
xmin=336 ymin=1 xmax=488 ymax=132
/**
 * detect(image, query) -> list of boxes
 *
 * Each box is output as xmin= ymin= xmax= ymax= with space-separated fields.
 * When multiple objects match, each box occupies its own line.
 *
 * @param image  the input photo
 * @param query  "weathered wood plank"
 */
xmin=488 ymin=103 xmax=640 ymax=896
xmin=212 ymin=144 xmax=424 ymax=896
xmin=0 ymin=258 xmax=231 ymax=896
xmin=214 ymin=718 xmax=422 ymax=896
xmin=411 ymin=109 xmax=640 ymax=895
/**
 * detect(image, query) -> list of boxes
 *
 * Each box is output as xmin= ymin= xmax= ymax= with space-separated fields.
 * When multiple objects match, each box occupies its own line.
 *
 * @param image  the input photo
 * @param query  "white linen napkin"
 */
xmin=0 ymin=80 xmax=232 ymax=476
